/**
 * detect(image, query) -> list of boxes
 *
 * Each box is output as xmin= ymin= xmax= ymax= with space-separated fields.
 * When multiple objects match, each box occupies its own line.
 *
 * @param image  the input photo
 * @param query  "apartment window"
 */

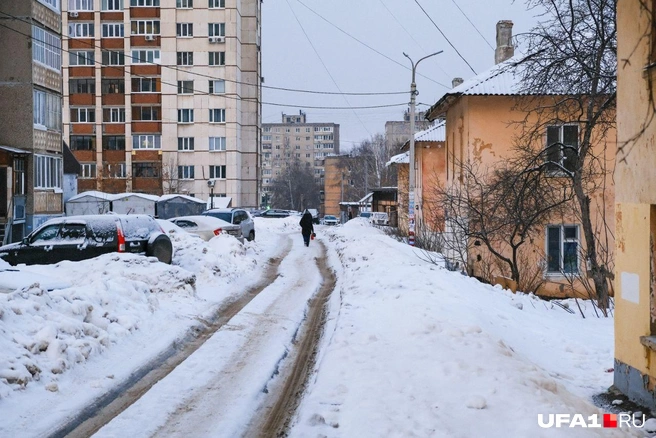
xmin=209 ymin=108 xmax=225 ymax=123
xmin=209 ymin=79 xmax=225 ymax=94
xmin=132 ymin=77 xmax=158 ymax=92
xmin=545 ymin=125 xmax=578 ymax=173
xmin=32 ymin=26 xmax=61 ymax=71
xmin=177 ymin=109 xmax=194 ymax=123
xmin=131 ymin=49 xmax=160 ymax=64
xmin=38 ymin=0 xmax=60 ymax=11
xmin=546 ymin=225 xmax=579 ymax=275
xmin=103 ymin=107 xmax=125 ymax=123
xmin=13 ymin=158 xmax=26 ymax=196
xmin=295 ymin=145 xmax=300 ymax=150
xmin=178 ymin=137 xmax=194 ymax=151
xmin=176 ymin=23 xmax=193 ymax=37
xmin=106 ymin=162 xmax=127 ymax=178
xmin=102 ymin=23 xmax=124 ymax=38
xmin=178 ymin=165 xmax=195 ymax=179
xmin=263 ymin=127 xmax=270 ymax=132
xmin=306 ymin=153 xmax=310 ymax=158
xmin=262 ymin=135 xmax=272 ymax=141
xmin=101 ymin=78 xmax=124 ymax=94
xmin=102 ymin=50 xmax=125 ymax=66
xmin=131 ymin=20 xmax=160 ymax=35
xmin=101 ymin=0 xmax=123 ymax=10
xmin=34 ymin=155 xmax=62 ymax=189
xmin=323 ymin=143 xmax=334 ymax=149
xmin=208 ymin=23 xmax=225 ymax=37
xmin=80 ymin=163 xmax=97 ymax=179
xmin=33 ymin=89 xmax=61 ymax=131
xmin=208 ymin=0 xmax=224 ymax=7
xmin=132 ymin=106 xmax=160 ymax=121
xmin=132 ymin=135 xmax=161 ymax=149
xmin=177 ymin=0 xmax=192 ymax=7
xmin=132 ymin=162 xmax=160 ymax=177
xmin=70 ymin=135 xmax=95 ymax=150
xmin=69 ymin=0 xmax=93 ymax=11
xmin=209 ymin=51 xmax=225 ymax=66
xmin=209 ymin=165 xmax=226 ymax=179
xmin=177 ymin=80 xmax=193 ymax=94
xmin=102 ymin=135 xmax=125 ymax=150
xmin=322 ymin=127 xmax=333 ymax=132
xmin=305 ymin=127 xmax=310 ymax=133
xmin=69 ymin=78 xmax=95 ymax=94
xmin=130 ymin=0 xmax=159 ymax=6
xmin=69 ymin=50 xmax=95 ymax=66
xmin=68 ymin=23 xmax=94 ymax=38
xmin=177 ymin=52 xmax=193 ymax=66
xmin=209 ymin=136 xmax=226 ymax=151
xmin=70 ymin=108 xmax=96 ymax=123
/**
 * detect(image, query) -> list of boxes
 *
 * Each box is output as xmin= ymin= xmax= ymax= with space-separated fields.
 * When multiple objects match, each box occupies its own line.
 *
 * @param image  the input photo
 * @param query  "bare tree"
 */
xmin=269 ymin=158 xmax=321 ymax=210
xmin=161 ymin=155 xmax=179 ymax=195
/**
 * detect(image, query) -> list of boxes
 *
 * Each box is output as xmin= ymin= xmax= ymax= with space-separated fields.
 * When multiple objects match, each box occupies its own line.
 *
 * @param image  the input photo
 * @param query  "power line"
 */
xmin=450 ymin=0 xmax=494 ymax=50
xmin=412 ymin=0 xmax=477 ymax=74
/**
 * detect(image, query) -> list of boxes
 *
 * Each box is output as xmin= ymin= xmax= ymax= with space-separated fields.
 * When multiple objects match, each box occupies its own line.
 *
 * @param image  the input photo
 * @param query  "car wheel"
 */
xmin=148 ymin=234 xmax=173 ymax=264
xmin=248 ymin=230 xmax=255 ymax=241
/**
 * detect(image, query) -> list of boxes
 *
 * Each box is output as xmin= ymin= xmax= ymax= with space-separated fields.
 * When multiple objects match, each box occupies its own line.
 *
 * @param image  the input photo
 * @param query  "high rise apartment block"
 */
xmin=62 ymin=0 xmax=261 ymax=207
xmin=260 ymin=111 xmax=339 ymax=208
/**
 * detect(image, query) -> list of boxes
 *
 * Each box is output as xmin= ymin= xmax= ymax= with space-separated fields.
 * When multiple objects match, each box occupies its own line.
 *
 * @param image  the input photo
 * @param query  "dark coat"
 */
xmin=299 ymin=212 xmax=314 ymax=235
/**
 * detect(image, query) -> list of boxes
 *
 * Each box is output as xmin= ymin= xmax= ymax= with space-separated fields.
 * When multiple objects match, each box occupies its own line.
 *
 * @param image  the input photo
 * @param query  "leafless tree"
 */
xmin=269 ymin=158 xmax=321 ymax=210
xmin=161 ymin=155 xmax=179 ymax=195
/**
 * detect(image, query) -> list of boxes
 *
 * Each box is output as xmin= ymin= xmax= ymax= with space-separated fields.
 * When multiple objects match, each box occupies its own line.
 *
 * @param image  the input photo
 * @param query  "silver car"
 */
xmin=203 ymin=208 xmax=256 ymax=241
xmin=168 ymin=215 xmax=243 ymax=242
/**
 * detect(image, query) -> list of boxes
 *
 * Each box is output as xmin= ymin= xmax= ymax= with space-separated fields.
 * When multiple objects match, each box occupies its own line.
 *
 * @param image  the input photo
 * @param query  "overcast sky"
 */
xmin=261 ymin=0 xmax=541 ymax=150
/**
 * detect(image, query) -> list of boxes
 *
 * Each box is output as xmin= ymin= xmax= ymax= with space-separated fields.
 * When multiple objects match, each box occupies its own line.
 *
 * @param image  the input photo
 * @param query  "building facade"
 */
xmin=261 ymin=111 xmax=339 ymax=208
xmin=0 ymin=0 xmax=64 ymax=243
xmin=62 ymin=0 xmax=261 ymax=207
xmin=384 ymin=109 xmax=431 ymax=154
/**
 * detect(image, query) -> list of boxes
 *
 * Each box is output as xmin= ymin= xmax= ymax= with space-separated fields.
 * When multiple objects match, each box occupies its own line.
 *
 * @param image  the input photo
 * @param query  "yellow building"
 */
xmin=614 ymin=0 xmax=656 ymax=408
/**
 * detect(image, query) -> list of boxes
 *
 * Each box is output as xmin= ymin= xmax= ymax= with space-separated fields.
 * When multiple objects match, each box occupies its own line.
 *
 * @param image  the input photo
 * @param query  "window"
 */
xmin=177 ymin=80 xmax=193 ymax=94
xmin=209 ymin=79 xmax=225 ymax=94
xmin=131 ymin=49 xmax=160 ymax=64
xmin=177 ymin=109 xmax=194 ymax=123
xmin=209 ymin=51 xmax=225 ymax=66
xmin=546 ymin=225 xmax=579 ymax=275
xmin=131 ymin=20 xmax=160 ymax=35
xmin=208 ymin=0 xmax=224 ymax=7
xmin=38 ymin=0 xmax=60 ymax=11
xmin=177 ymin=0 xmax=192 ymax=7
xmin=178 ymin=165 xmax=195 ymax=179
xmin=209 ymin=108 xmax=225 ymax=123
xmin=130 ymin=0 xmax=159 ymax=6
xmin=68 ymin=23 xmax=94 ymax=38
xmin=545 ymin=125 xmax=578 ymax=173
xmin=69 ymin=50 xmax=95 ymax=66
xmin=102 ymin=78 xmax=124 ymax=93
xmin=101 ymin=0 xmax=123 ymax=10
xmin=69 ymin=78 xmax=95 ymax=94
xmin=102 ymin=23 xmax=124 ymax=38
xmin=178 ymin=137 xmax=194 ymax=151
xmin=70 ymin=135 xmax=95 ymax=150
xmin=133 ymin=135 xmax=161 ymax=149
xmin=13 ymin=158 xmax=26 ymax=196
xmin=209 ymin=165 xmax=226 ymax=179
xmin=34 ymin=154 xmax=62 ymax=189
xmin=132 ymin=162 xmax=160 ymax=177
xmin=262 ymin=135 xmax=271 ymax=141
xmin=69 ymin=0 xmax=93 ymax=11
xmin=176 ymin=23 xmax=193 ymax=37
xmin=132 ymin=77 xmax=158 ymax=92
xmin=102 ymin=50 xmax=125 ymax=66
xmin=33 ymin=89 xmax=61 ymax=131
xmin=70 ymin=108 xmax=96 ymax=123
xmin=177 ymin=52 xmax=193 ymax=66
xmin=208 ymin=23 xmax=225 ymax=37
xmin=105 ymin=162 xmax=126 ymax=178
xmin=209 ymin=136 xmax=226 ymax=151
xmin=103 ymin=135 xmax=125 ymax=150
xmin=103 ymin=107 xmax=125 ymax=123
xmin=80 ymin=163 xmax=97 ymax=178
xmin=32 ymin=26 xmax=61 ymax=71
xmin=132 ymin=106 xmax=160 ymax=121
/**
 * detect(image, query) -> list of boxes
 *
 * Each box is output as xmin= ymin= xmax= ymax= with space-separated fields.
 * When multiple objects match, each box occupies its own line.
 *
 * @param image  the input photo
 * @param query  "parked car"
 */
xmin=168 ymin=215 xmax=243 ymax=242
xmin=258 ymin=209 xmax=291 ymax=219
xmin=0 ymin=214 xmax=172 ymax=266
xmin=202 ymin=208 xmax=255 ymax=241
xmin=358 ymin=212 xmax=372 ymax=220
xmin=322 ymin=215 xmax=339 ymax=226
xmin=371 ymin=212 xmax=389 ymax=225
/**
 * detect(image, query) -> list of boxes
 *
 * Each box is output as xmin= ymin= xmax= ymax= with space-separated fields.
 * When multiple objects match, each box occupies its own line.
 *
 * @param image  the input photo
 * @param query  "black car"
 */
xmin=0 ymin=214 xmax=172 ymax=266
xmin=258 ymin=209 xmax=291 ymax=219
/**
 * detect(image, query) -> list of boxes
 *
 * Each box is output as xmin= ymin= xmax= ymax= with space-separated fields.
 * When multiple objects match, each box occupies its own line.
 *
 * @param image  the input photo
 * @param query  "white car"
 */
xmin=168 ymin=215 xmax=243 ymax=242
xmin=371 ymin=212 xmax=389 ymax=225
xmin=322 ymin=215 xmax=339 ymax=226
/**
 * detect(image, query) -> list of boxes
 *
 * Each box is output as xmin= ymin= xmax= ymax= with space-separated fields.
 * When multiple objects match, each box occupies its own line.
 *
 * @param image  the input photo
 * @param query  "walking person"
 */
xmin=299 ymin=209 xmax=315 ymax=247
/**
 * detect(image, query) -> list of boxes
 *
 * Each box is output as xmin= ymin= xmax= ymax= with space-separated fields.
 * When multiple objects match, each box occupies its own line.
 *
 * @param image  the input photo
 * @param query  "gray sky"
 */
xmin=261 ymin=0 xmax=540 ymax=150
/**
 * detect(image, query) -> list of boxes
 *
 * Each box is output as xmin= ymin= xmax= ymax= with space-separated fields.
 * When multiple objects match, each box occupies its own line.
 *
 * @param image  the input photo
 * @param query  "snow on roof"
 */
xmin=67 ymin=191 xmax=117 ymax=202
xmin=399 ymin=121 xmax=447 ymax=151
xmin=358 ymin=193 xmax=373 ymax=204
xmin=112 ymin=193 xmax=160 ymax=202
xmin=386 ymin=151 xmax=409 ymax=166
xmin=447 ymin=55 xmax=525 ymax=97
xmin=158 ymin=194 xmax=206 ymax=204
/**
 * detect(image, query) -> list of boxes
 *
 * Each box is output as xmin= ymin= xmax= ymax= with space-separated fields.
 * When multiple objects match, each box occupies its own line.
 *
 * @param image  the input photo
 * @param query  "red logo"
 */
xmin=603 ymin=414 xmax=617 ymax=428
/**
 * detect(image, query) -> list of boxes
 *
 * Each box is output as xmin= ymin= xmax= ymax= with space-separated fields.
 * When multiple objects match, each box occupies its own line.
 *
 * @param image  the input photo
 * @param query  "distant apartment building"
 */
xmin=0 ymin=0 xmax=64 ymax=243
xmin=261 ymin=111 xmax=339 ymax=208
xmin=385 ymin=109 xmax=432 ymax=153
xmin=62 ymin=0 xmax=261 ymax=207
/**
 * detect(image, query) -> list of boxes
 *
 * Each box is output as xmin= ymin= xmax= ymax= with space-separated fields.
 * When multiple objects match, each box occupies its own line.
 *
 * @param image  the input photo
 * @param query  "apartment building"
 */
xmin=62 ymin=0 xmax=261 ymax=207
xmin=0 ymin=0 xmax=64 ymax=243
xmin=384 ymin=109 xmax=431 ymax=153
xmin=261 ymin=111 xmax=339 ymax=208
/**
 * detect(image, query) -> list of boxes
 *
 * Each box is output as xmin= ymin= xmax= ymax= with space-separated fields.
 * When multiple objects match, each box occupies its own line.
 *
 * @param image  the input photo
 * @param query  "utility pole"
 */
xmin=403 ymin=51 xmax=442 ymax=246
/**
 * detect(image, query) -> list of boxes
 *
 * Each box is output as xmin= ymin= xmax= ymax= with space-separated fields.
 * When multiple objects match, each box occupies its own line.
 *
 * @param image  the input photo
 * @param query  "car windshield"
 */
xmin=205 ymin=211 xmax=232 ymax=222
xmin=325 ymin=216 xmax=336 ymax=220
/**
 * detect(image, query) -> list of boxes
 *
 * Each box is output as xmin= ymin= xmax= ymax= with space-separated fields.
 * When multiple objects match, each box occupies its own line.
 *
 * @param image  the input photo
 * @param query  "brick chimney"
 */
xmin=452 ymin=77 xmax=464 ymax=88
xmin=495 ymin=20 xmax=514 ymax=64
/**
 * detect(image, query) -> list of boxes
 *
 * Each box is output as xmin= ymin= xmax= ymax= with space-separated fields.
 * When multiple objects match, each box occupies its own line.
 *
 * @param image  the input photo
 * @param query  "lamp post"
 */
xmin=403 ymin=51 xmax=442 ymax=245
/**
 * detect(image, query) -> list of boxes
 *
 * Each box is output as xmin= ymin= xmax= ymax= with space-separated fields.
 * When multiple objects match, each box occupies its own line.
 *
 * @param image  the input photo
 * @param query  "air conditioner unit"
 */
xmin=209 ymin=36 xmax=225 ymax=44
xmin=144 ymin=35 xmax=156 ymax=41
xmin=69 ymin=11 xmax=79 ymax=17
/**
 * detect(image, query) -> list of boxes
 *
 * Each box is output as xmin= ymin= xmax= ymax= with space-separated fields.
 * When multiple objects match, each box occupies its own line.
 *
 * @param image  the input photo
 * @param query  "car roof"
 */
xmin=170 ymin=215 xmax=234 ymax=227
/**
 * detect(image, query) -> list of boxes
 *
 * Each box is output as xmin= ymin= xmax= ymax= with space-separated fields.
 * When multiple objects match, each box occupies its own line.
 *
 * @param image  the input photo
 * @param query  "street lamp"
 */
xmin=403 ymin=50 xmax=442 ymax=245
